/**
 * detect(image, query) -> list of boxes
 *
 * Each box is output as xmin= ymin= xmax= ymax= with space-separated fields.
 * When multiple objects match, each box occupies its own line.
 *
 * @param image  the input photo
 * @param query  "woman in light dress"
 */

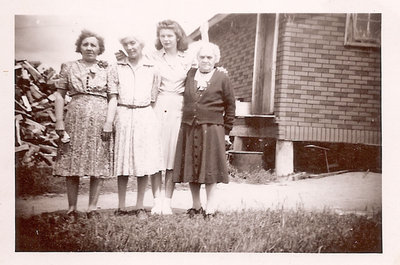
xmin=112 ymin=34 xmax=163 ymax=219
xmin=150 ymin=20 xmax=194 ymax=215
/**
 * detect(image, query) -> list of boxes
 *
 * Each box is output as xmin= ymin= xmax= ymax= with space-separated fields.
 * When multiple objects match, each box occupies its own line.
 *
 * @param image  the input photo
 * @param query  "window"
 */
xmin=344 ymin=13 xmax=381 ymax=48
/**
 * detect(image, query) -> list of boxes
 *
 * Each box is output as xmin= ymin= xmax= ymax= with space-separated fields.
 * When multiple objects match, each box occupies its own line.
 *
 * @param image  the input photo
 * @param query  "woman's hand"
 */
xmin=216 ymin=66 xmax=228 ymax=74
xmin=115 ymin=50 xmax=127 ymax=61
xmin=225 ymin=135 xmax=232 ymax=150
xmin=101 ymin=122 xmax=113 ymax=141
xmin=55 ymin=129 xmax=70 ymax=144
xmin=55 ymin=120 xmax=70 ymax=144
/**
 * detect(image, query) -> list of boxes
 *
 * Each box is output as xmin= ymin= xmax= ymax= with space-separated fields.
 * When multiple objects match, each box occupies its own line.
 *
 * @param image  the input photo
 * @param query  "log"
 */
xmin=21 ymin=96 xmax=32 ymax=112
xmin=15 ymin=144 xmax=30 ymax=152
xmin=39 ymin=144 xmax=57 ymax=154
xmin=15 ymin=114 xmax=23 ymax=145
xmin=15 ymin=60 xmax=60 ymax=167
xmin=22 ymin=61 xmax=45 ymax=82
xmin=14 ymin=109 xmax=32 ymax=118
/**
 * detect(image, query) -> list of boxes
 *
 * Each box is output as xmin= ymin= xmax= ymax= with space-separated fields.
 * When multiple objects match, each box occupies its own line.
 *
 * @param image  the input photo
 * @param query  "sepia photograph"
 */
xmin=2 ymin=0 xmax=400 ymax=264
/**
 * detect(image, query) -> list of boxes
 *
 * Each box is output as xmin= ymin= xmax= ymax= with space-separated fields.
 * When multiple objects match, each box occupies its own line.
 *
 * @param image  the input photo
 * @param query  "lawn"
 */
xmin=15 ymin=164 xmax=381 ymax=253
xmin=16 ymin=208 xmax=381 ymax=252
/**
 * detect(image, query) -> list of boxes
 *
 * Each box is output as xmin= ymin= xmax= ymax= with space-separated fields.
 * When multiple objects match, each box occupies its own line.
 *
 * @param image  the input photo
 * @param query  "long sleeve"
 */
xmin=222 ymin=74 xmax=236 ymax=135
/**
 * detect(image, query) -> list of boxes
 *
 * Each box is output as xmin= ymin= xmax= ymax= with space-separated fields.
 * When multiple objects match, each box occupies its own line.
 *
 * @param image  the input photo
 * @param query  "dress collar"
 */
xmin=117 ymin=57 xmax=154 ymax=68
xmin=77 ymin=59 xmax=100 ymax=74
xmin=158 ymin=48 xmax=185 ymax=58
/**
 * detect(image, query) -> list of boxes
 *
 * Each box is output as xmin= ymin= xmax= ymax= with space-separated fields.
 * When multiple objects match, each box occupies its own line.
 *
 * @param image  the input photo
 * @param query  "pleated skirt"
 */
xmin=173 ymin=123 xmax=229 ymax=184
xmin=53 ymin=94 xmax=113 ymax=178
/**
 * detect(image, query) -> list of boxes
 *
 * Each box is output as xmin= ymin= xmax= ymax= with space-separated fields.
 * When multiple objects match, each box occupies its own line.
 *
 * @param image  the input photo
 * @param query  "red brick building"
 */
xmin=189 ymin=13 xmax=381 ymax=176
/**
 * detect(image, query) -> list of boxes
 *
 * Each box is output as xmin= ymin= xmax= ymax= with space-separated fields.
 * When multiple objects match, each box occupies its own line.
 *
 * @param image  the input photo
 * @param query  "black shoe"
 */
xmin=114 ymin=209 xmax=129 ymax=216
xmin=86 ymin=211 xmax=100 ymax=219
xmin=64 ymin=210 xmax=78 ymax=223
xmin=187 ymin=207 xmax=204 ymax=218
xmin=203 ymin=212 xmax=217 ymax=220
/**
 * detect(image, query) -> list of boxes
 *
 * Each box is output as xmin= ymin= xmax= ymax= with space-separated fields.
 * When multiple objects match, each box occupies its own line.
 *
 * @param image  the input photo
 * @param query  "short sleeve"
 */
xmin=107 ymin=64 xmax=119 ymax=95
xmin=55 ymin=63 xmax=69 ymax=90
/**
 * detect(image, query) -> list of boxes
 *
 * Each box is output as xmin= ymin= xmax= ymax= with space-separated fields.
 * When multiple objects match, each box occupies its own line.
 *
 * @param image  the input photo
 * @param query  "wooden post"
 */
xmin=275 ymin=140 xmax=294 ymax=176
xmin=200 ymin=21 xmax=209 ymax=42
xmin=251 ymin=13 xmax=279 ymax=115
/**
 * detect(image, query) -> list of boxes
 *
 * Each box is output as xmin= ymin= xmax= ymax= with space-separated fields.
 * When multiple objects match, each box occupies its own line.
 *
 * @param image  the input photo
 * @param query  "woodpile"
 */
xmin=15 ymin=60 xmax=66 ymax=168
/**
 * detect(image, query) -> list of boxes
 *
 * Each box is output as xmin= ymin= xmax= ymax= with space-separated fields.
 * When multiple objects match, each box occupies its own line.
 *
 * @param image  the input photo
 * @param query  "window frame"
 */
xmin=344 ymin=13 xmax=381 ymax=48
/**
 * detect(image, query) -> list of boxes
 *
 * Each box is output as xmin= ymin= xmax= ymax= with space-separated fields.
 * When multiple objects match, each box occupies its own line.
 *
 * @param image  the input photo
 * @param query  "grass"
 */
xmin=15 ymin=164 xmax=381 ymax=253
xmin=15 ymin=208 xmax=381 ymax=252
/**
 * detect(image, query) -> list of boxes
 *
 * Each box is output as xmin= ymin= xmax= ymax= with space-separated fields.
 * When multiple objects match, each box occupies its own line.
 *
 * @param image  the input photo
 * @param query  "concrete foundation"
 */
xmin=275 ymin=140 xmax=294 ymax=176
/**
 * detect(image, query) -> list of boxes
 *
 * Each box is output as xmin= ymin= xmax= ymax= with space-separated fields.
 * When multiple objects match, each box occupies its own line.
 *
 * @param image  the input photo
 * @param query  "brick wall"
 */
xmin=208 ymin=14 xmax=256 ymax=102
xmin=275 ymin=14 xmax=381 ymax=145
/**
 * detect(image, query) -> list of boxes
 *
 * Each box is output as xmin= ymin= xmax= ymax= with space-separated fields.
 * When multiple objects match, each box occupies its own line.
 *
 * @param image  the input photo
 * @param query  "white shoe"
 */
xmin=161 ymin=198 xmax=173 ymax=215
xmin=151 ymin=198 xmax=162 ymax=215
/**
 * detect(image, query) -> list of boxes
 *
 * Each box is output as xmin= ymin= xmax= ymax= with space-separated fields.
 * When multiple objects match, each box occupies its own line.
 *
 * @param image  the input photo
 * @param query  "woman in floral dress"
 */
xmin=53 ymin=30 xmax=118 ymax=218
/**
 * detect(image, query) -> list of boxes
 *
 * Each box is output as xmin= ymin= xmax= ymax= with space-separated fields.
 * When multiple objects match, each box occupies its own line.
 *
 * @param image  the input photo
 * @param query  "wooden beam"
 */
xmin=251 ymin=14 xmax=278 ymax=115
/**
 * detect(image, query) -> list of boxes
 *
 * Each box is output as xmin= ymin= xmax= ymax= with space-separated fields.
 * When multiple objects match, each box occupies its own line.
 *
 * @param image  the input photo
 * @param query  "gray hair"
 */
xmin=119 ymin=34 xmax=145 ymax=49
xmin=196 ymin=41 xmax=221 ymax=63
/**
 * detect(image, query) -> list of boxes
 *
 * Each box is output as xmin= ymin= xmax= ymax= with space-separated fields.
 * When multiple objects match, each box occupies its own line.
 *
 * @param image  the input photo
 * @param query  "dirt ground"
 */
xmin=15 ymin=171 xmax=381 ymax=217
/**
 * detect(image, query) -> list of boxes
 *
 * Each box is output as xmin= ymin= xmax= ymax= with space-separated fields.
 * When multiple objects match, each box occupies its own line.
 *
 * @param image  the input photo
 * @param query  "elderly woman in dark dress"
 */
xmin=173 ymin=42 xmax=235 ymax=218
xmin=53 ymin=30 xmax=118 ymax=218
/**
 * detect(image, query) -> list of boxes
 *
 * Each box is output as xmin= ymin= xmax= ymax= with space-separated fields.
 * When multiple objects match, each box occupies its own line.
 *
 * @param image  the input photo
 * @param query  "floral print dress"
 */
xmin=53 ymin=60 xmax=118 ymax=178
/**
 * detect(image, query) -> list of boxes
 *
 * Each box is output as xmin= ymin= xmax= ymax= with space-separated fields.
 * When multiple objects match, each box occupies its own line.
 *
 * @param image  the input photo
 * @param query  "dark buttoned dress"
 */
xmin=173 ymin=68 xmax=236 ymax=184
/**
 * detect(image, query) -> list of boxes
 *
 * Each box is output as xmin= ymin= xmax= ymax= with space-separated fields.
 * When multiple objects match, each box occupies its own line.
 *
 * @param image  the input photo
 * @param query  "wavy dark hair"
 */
xmin=75 ymin=30 xmax=105 ymax=55
xmin=155 ymin=20 xmax=188 ymax=51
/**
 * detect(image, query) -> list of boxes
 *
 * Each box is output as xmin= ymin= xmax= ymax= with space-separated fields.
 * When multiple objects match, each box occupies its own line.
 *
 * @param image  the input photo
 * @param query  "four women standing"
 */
xmin=53 ymin=22 xmax=235 ymax=219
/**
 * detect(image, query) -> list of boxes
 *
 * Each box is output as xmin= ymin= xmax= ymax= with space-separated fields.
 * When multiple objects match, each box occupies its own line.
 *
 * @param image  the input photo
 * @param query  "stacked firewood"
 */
xmin=15 ymin=60 xmax=67 ymax=168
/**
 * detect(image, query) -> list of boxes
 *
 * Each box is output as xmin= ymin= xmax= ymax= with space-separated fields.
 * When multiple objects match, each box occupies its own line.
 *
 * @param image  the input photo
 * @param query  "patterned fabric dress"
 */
xmin=53 ymin=60 xmax=118 ymax=178
xmin=113 ymin=58 xmax=164 ymax=177
xmin=152 ymin=49 xmax=192 ymax=170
